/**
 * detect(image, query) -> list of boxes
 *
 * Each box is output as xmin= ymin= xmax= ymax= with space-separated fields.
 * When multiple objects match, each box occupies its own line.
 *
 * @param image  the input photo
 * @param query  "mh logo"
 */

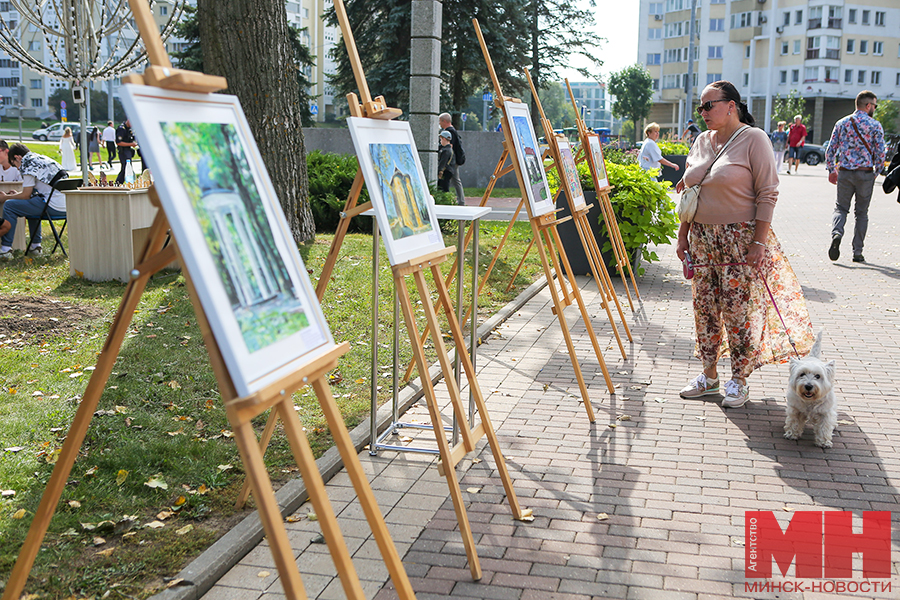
xmin=745 ymin=511 xmax=892 ymax=579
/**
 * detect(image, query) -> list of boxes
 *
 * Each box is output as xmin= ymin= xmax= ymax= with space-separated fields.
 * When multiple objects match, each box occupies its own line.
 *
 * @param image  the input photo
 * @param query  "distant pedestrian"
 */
xmin=639 ymin=123 xmax=680 ymax=179
xmin=787 ymin=115 xmax=806 ymax=174
xmin=825 ymin=90 xmax=885 ymax=264
xmin=59 ymin=127 xmax=77 ymax=171
xmin=770 ymin=121 xmax=788 ymax=174
xmin=102 ymin=120 xmax=117 ymax=166
xmin=681 ymin=118 xmax=701 ymax=146
xmin=437 ymin=131 xmax=455 ymax=193
xmin=115 ymin=119 xmax=138 ymax=184
xmin=439 ymin=113 xmax=466 ymax=205
xmin=87 ymin=127 xmax=102 ymax=169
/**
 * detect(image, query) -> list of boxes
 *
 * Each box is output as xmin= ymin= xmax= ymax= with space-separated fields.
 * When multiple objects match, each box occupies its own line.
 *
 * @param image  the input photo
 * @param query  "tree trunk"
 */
xmin=197 ymin=0 xmax=315 ymax=244
xmin=529 ymin=0 xmax=541 ymax=128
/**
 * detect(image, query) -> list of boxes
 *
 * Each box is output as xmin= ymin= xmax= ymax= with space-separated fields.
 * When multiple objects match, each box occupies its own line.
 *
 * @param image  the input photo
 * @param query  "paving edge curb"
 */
xmin=149 ymin=274 xmax=549 ymax=600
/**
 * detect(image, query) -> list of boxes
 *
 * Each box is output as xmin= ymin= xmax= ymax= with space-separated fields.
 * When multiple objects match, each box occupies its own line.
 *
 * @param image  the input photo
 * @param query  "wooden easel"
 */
xmin=0 ymin=3 xmax=415 ymax=600
xmin=473 ymin=18 xmax=616 ymax=422
xmin=564 ymin=79 xmax=641 ymax=306
xmin=522 ymin=67 xmax=632 ymax=359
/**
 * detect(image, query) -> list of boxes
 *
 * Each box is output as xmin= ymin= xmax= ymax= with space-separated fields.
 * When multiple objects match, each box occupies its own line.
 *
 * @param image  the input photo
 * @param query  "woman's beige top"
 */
xmin=683 ymin=126 xmax=778 ymax=224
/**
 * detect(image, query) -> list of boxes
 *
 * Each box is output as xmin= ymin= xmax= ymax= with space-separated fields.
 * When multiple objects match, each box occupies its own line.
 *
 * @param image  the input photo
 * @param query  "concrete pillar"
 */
xmin=813 ymin=95 xmax=825 ymax=145
xmin=409 ymin=0 xmax=441 ymax=181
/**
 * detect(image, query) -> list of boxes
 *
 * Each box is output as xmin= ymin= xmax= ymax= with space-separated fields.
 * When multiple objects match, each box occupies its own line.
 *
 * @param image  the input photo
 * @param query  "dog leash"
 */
xmin=683 ymin=253 xmax=802 ymax=359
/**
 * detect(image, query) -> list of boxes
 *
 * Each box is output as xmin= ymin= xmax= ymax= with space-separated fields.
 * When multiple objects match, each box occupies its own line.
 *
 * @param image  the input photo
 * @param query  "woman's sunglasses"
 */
xmin=696 ymin=99 xmax=728 ymax=114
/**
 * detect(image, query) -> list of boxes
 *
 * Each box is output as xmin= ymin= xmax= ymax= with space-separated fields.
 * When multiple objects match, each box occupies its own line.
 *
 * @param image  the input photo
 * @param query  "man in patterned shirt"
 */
xmin=825 ymin=90 xmax=885 ymax=264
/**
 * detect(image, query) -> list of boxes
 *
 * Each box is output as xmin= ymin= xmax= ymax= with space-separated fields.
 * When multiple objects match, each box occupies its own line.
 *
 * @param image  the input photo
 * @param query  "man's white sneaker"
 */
xmin=27 ymin=246 xmax=42 ymax=257
xmin=679 ymin=374 xmax=720 ymax=399
xmin=722 ymin=380 xmax=750 ymax=408
xmin=0 ymin=248 xmax=13 ymax=260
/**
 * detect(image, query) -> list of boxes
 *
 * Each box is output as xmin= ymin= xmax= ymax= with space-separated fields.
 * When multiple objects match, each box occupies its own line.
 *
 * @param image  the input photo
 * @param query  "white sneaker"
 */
xmin=679 ymin=373 xmax=720 ymax=399
xmin=0 ymin=248 xmax=13 ymax=260
xmin=27 ymin=245 xmax=42 ymax=257
xmin=722 ymin=380 xmax=750 ymax=408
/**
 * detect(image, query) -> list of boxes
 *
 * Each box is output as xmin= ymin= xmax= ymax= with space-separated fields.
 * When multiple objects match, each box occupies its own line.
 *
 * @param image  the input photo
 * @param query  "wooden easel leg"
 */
xmin=275 ymin=398 xmax=367 ymax=600
xmin=548 ymin=224 xmax=616 ymax=395
xmin=230 ymin=414 xmax=311 ymax=600
xmin=599 ymin=190 xmax=640 ymax=302
xmin=316 ymin=170 xmax=365 ymax=301
xmin=235 ymin=408 xmax=279 ymax=508
xmin=311 ymin=377 xmax=417 ymax=600
xmin=1 ymin=214 xmax=172 ymax=600
xmin=394 ymin=272 xmax=482 ymax=581
xmin=429 ymin=266 xmax=527 ymax=520
xmin=504 ymin=236 xmax=535 ymax=292
xmin=530 ymin=221 xmax=596 ymax=423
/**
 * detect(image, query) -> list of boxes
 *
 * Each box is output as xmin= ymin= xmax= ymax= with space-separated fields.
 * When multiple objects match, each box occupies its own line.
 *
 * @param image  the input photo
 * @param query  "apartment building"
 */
xmin=638 ymin=0 xmax=900 ymax=143
xmin=568 ymin=81 xmax=614 ymax=131
xmin=0 ymin=0 xmax=338 ymax=123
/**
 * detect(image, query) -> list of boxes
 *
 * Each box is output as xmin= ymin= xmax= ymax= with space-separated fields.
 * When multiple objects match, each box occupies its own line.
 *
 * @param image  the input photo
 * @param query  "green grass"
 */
xmin=463 ymin=187 xmax=522 ymax=199
xmin=0 ymin=220 xmax=544 ymax=599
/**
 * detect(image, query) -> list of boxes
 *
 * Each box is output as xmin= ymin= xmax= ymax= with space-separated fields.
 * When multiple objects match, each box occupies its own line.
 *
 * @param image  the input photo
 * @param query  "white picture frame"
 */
xmin=347 ymin=117 xmax=443 ymax=266
xmin=121 ymin=85 xmax=333 ymax=398
xmin=504 ymin=100 xmax=554 ymax=217
xmin=556 ymin=137 xmax=586 ymax=210
xmin=585 ymin=133 xmax=610 ymax=190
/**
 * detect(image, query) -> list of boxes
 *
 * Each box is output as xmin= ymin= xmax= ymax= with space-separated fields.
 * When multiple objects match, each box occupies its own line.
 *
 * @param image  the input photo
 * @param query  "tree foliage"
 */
xmin=608 ymin=64 xmax=654 ymax=144
xmin=770 ymin=90 xmax=810 ymax=130
xmin=524 ymin=0 xmax=602 ymax=125
xmin=170 ymin=4 xmax=203 ymax=73
xmin=874 ymin=99 xmax=899 ymax=134
xmin=528 ymin=81 xmax=577 ymax=129
xmin=47 ymin=88 xmax=125 ymax=122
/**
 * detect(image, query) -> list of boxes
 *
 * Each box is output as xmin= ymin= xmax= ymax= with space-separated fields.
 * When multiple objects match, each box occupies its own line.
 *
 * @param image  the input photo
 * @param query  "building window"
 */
xmin=896 ymin=73 xmax=900 ymax=86
xmin=875 ymin=11 xmax=885 ymax=26
xmin=846 ymin=39 xmax=854 ymax=53
xmin=745 ymin=45 xmax=751 ymax=58
xmin=160 ymin=5 xmax=167 ymax=15
xmin=647 ymin=53 xmax=661 ymax=65
xmin=782 ymin=11 xmax=790 ymax=27
xmin=708 ymin=45 xmax=723 ymax=59
xmin=648 ymin=2 xmax=663 ymax=15
xmin=706 ymin=73 xmax=722 ymax=85
xmin=731 ymin=12 xmax=752 ymax=29
xmin=648 ymin=28 xmax=662 ymax=39
xmin=844 ymin=69 xmax=852 ymax=84
xmin=873 ymin=41 xmax=883 ymax=55
xmin=808 ymin=6 xmax=822 ymax=29
xmin=848 ymin=9 xmax=856 ymax=24
xmin=791 ymin=69 xmax=799 ymax=84
xmin=859 ymin=40 xmax=868 ymax=54
xmin=871 ymin=71 xmax=881 ymax=85
xmin=780 ymin=41 xmax=788 ymax=55
xmin=27 ymin=41 xmax=40 ymax=51
xmin=807 ymin=36 xmax=821 ymax=59
xmin=779 ymin=70 xmax=787 ymax=84
xmin=804 ymin=67 xmax=818 ymax=82
xmin=709 ymin=18 xmax=724 ymax=32
xmin=861 ymin=10 xmax=869 ymax=25
xmin=651 ymin=79 xmax=659 ymax=90
xmin=795 ymin=10 xmax=802 ymax=25
xmin=857 ymin=70 xmax=866 ymax=84
xmin=824 ymin=66 xmax=838 ymax=82
xmin=709 ymin=0 xmax=724 ymax=4
xmin=828 ymin=6 xmax=842 ymax=28
xmin=793 ymin=39 xmax=801 ymax=54
xmin=31 ymin=98 xmax=41 ymax=108
xmin=29 ymin=78 xmax=40 ymax=89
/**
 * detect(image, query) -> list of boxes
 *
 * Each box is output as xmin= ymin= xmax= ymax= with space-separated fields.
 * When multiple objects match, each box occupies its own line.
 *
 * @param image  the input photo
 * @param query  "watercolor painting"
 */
xmin=505 ymin=101 xmax=554 ymax=217
xmin=369 ymin=143 xmax=433 ymax=241
xmin=587 ymin=134 xmax=609 ymax=189
xmin=557 ymin=138 xmax=585 ymax=210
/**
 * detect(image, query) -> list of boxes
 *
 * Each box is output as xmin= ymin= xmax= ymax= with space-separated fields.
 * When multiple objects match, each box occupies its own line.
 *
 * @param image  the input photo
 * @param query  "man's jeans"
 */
xmin=1 ymin=195 xmax=65 ymax=247
xmin=832 ymin=169 xmax=876 ymax=256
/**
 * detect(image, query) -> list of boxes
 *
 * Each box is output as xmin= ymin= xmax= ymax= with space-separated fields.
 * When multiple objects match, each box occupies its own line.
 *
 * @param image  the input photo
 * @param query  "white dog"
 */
xmin=784 ymin=330 xmax=837 ymax=448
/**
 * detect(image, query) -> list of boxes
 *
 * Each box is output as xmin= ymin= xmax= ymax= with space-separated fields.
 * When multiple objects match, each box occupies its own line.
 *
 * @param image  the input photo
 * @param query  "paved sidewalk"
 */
xmin=201 ymin=165 xmax=900 ymax=599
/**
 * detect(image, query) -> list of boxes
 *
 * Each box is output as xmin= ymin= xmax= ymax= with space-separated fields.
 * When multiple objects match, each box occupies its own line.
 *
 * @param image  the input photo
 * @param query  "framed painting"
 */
xmin=556 ymin=137 xmax=585 ymax=211
xmin=585 ymin=133 xmax=610 ymax=190
xmin=347 ymin=117 xmax=443 ymax=266
xmin=121 ymin=85 xmax=333 ymax=398
xmin=503 ymin=101 xmax=554 ymax=217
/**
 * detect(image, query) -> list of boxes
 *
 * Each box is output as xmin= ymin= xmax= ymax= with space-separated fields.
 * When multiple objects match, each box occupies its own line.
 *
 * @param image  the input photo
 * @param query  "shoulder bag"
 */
xmin=678 ymin=125 xmax=749 ymax=223
xmin=849 ymin=118 xmax=876 ymax=171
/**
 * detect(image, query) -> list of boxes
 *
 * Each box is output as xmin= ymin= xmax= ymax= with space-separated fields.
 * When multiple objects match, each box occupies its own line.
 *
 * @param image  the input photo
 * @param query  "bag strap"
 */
xmin=849 ymin=117 xmax=876 ymax=167
xmin=694 ymin=125 xmax=749 ymax=187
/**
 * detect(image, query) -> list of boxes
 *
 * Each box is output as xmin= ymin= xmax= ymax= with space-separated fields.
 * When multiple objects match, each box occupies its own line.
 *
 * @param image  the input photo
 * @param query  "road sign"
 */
xmin=310 ymin=104 xmax=318 ymax=115
xmin=461 ymin=113 xmax=467 ymax=122
xmin=61 ymin=109 xmax=67 ymax=120
xmin=60 ymin=100 xmax=66 ymax=109
xmin=482 ymin=93 xmax=492 ymax=102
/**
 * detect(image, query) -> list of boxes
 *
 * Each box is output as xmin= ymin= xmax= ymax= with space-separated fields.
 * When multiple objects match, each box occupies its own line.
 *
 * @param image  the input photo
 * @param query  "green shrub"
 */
xmin=602 ymin=162 xmax=678 ymax=274
xmin=656 ymin=140 xmax=691 ymax=155
xmin=306 ymin=150 xmax=456 ymax=234
xmin=602 ymin=145 xmax=639 ymax=166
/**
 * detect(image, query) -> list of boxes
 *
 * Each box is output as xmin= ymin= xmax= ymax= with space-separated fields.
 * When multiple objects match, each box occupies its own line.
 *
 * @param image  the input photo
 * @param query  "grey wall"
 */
xmin=303 ymin=128 xmax=520 ymax=189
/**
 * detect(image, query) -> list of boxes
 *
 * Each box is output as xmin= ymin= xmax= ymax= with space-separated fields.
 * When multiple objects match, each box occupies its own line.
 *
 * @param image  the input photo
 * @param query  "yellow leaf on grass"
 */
xmin=96 ymin=547 xmax=115 ymax=557
xmin=68 ymin=500 xmax=81 ymax=508
xmin=197 ymin=484 xmax=209 ymax=495
xmin=144 ymin=475 xmax=168 ymax=490
xmin=93 ymin=536 xmax=106 ymax=546
xmin=85 ymin=466 xmax=98 ymax=476
xmin=115 ymin=405 xmax=127 ymax=413
xmin=175 ymin=524 xmax=193 ymax=535
xmin=167 ymin=380 xmax=181 ymax=390
xmin=157 ymin=510 xmax=175 ymax=520
xmin=146 ymin=520 xmax=165 ymax=529
xmin=217 ymin=464 xmax=233 ymax=471
xmin=174 ymin=496 xmax=187 ymax=506
xmin=116 ymin=470 xmax=129 ymax=485
xmin=46 ymin=448 xmax=61 ymax=463
xmin=13 ymin=508 xmax=27 ymax=519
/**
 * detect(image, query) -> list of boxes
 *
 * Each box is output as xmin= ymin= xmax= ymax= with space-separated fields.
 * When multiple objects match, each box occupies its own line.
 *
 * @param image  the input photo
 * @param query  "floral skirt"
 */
xmin=689 ymin=221 xmax=814 ymax=378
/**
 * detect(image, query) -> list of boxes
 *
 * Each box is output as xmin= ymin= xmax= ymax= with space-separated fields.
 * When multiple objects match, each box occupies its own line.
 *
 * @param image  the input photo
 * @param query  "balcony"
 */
xmin=827 ymin=18 xmax=842 ymax=29
xmin=806 ymin=49 xmax=819 ymax=59
xmin=808 ymin=17 xmax=822 ymax=29
xmin=825 ymin=49 xmax=840 ymax=59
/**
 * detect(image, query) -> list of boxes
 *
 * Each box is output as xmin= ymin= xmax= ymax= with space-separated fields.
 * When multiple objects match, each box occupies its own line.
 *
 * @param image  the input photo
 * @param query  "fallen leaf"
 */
xmin=96 ymin=547 xmax=115 ymax=557
xmin=837 ymin=419 xmax=853 ymax=425
xmin=164 ymin=578 xmax=185 ymax=589
xmin=13 ymin=508 xmax=26 ymax=519
xmin=472 ymin=458 xmax=482 ymax=464
xmin=93 ymin=536 xmax=106 ymax=546
xmin=197 ymin=484 xmax=209 ymax=495
xmin=1 ymin=489 xmax=15 ymax=497
xmin=257 ymin=571 xmax=271 ymax=578
xmin=68 ymin=500 xmax=81 ymax=508
xmin=306 ymin=512 xmax=318 ymax=521
xmin=157 ymin=510 xmax=174 ymax=520
xmin=608 ymin=423 xmax=617 ymax=429
xmin=32 ymin=391 xmax=43 ymax=397
xmin=285 ymin=515 xmax=302 ymax=523
xmin=85 ymin=466 xmax=98 ymax=476
xmin=175 ymin=524 xmax=193 ymax=535
xmin=115 ymin=405 xmax=127 ymax=413
xmin=466 ymin=487 xmax=481 ymax=494
xmin=146 ymin=521 xmax=165 ymax=529
xmin=616 ymin=414 xmax=631 ymax=421
xmin=654 ymin=397 xmax=667 ymax=403
xmin=144 ymin=475 xmax=168 ymax=490
xmin=782 ymin=506 xmax=793 ymax=512
xmin=597 ymin=513 xmax=610 ymax=521
xmin=174 ymin=495 xmax=187 ymax=506
xmin=116 ymin=470 xmax=129 ymax=485
xmin=5 ymin=446 xmax=25 ymax=453
xmin=167 ymin=380 xmax=181 ymax=390
xmin=217 ymin=464 xmax=233 ymax=471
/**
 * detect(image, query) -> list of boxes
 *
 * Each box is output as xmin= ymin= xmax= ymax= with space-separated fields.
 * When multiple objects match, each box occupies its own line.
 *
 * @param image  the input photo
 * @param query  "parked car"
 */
xmin=31 ymin=122 xmax=80 ymax=142
xmin=797 ymin=143 xmax=826 ymax=166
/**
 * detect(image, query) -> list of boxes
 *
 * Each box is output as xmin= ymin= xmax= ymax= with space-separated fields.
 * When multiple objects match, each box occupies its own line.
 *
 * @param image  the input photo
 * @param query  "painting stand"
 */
xmin=0 ymin=3 xmax=416 ymax=600
xmin=564 ymin=79 xmax=641 ymax=307
xmin=473 ymin=19 xmax=614 ymax=422
xmin=392 ymin=246 xmax=530 ymax=581
xmin=523 ymin=68 xmax=632 ymax=358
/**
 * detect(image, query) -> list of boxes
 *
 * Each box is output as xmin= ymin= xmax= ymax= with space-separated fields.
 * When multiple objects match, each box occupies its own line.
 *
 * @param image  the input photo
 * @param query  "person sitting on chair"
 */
xmin=0 ymin=143 xmax=67 ymax=260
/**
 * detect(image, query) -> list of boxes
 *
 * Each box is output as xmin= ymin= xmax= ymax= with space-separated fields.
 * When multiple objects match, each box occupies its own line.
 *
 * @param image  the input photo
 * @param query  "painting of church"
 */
xmin=369 ymin=143 xmax=433 ymax=241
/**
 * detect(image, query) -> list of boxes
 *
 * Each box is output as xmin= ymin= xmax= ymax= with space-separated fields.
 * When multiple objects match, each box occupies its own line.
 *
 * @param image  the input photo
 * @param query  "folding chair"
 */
xmin=25 ymin=171 xmax=80 ymax=258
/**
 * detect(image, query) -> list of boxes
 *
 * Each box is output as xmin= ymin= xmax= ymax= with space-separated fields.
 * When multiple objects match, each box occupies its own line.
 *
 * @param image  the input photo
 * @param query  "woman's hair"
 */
xmin=8 ymin=143 xmax=29 ymax=163
xmin=777 ymin=121 xmax=786 ymax=128
xmin=644 ymin=122 xmax=660 ymax=137
xmin=63 ymin=127 xmax=72 ymax=137
xmin=707 ymin=80 xmax=755 ymax=126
